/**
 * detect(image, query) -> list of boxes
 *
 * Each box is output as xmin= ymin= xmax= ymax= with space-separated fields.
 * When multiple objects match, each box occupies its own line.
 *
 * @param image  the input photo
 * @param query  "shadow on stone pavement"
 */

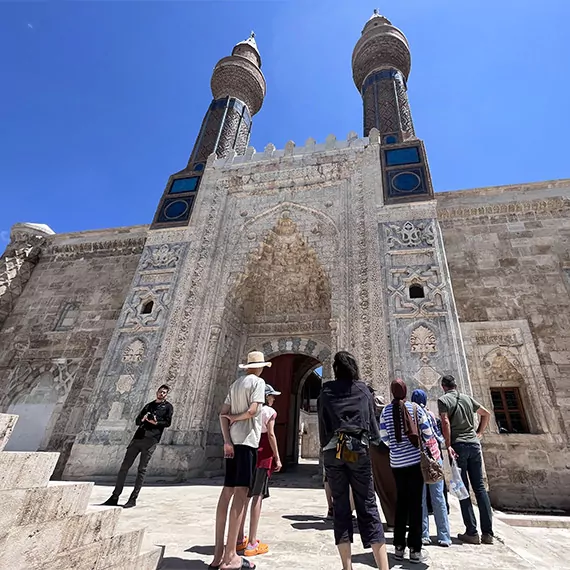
xmin=160 ymin=557 xmax=209 ymax=569
xmin=185 ymin=545 xmax=215 ymax=556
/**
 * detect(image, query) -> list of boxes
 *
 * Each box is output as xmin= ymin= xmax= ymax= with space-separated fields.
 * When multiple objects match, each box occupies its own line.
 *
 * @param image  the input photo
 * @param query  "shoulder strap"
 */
xmin=413 ymin=404 xmax=425 ymax=451
xmin=449 ymin=393 xmax=461 ymax=420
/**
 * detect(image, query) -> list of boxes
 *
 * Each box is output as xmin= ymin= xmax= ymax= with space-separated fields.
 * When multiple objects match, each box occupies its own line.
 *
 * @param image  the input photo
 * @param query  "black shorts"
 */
xmin=224 ymin=445 xmax=257 ymax=488
xmin=249 ymin=468 xmax=270 ymax=499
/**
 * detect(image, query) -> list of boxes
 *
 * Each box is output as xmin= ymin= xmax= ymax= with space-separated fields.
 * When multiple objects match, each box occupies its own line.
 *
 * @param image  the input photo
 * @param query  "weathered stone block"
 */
xmin=0 ymin=451 xmax=59 ymax=490
xmin=0 ymin=481 xmax=93 ymax=539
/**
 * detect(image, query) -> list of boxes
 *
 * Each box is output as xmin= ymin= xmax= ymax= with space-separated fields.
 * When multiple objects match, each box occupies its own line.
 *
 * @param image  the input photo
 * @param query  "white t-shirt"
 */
xmin=224 ymin=374 xmax=266 ymax=448
xmin=260 ymin=406 xmax=277 ymax=434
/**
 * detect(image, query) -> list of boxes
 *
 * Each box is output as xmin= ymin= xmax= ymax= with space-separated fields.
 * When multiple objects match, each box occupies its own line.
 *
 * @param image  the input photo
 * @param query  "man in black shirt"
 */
xmin=102 ymin=384 xmax=173 ymax=508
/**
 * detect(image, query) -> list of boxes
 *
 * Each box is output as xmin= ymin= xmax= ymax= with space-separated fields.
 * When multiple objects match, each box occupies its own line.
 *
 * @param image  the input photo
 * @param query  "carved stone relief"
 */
xmin=140 ymin=243 xmax=184 ymax=270
xmin=122 ymin=286 xmax=170 ymax=330
xmin=385 ymin=220 xmax=435 ymax=249
xmin=388 ymin=267 xmax=446 ymax=318
xmin=410 ymin=325 xmax=437 ymax=363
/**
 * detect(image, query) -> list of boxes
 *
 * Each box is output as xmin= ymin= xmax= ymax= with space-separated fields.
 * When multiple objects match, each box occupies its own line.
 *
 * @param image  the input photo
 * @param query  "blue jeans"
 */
xmin=422 ymin=460 xmax=451 ymax=544
xmin=454 ymin=442 xmax=493 ymax=536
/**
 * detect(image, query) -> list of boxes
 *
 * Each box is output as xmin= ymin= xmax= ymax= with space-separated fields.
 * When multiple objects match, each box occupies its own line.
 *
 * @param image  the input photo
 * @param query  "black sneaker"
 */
xmin=101 ymin=495 xmax=119 ymax=506
xmin=123 ymin=497 xmax=137 ymax=509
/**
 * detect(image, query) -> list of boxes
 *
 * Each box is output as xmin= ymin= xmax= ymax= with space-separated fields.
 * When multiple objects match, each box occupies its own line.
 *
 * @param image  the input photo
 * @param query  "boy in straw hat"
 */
xmin=210 ymin=351 xmax=271 ymax=570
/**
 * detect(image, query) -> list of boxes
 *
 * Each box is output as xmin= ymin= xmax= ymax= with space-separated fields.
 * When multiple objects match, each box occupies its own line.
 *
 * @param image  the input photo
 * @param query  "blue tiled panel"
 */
xmin=386 ymin=167 xmax=428 ymax=198
xmin=156 ymin=196 xmax=195 ymax=224
xmin=170 ymin=176 xmax=200 ymax=194
xmin=385 ymin=147 xmax=421 ymax=166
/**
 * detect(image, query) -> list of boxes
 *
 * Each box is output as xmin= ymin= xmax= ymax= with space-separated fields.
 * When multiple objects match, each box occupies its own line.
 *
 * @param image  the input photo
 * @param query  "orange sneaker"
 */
xmin=244 ymin=541 xmax=269 ymax=556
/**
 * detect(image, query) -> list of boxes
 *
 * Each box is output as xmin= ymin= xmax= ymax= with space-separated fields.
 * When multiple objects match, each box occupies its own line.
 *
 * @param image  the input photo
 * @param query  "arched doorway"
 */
xmin=261 ymin=353 xmax=322 ymax=469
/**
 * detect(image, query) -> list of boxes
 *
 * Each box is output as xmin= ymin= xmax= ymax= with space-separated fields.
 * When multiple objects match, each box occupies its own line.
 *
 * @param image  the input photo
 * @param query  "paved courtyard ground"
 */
xmin=88 ymin=476 xmax=570 ymax=570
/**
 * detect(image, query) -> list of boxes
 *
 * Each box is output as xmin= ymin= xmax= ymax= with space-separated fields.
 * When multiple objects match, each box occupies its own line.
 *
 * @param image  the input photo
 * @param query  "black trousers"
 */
xmin=392 ymin=463 xmax=424 ymax=552
xmin=324 ymin=449 xmax=385 ymax=548
xmin=113 ymin=436 xmax=158 ymax=499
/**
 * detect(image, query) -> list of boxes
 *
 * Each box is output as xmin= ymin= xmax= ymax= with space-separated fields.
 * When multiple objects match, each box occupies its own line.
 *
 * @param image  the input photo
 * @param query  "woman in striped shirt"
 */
xmin=380 ymin=379 xmax=435 ymax=565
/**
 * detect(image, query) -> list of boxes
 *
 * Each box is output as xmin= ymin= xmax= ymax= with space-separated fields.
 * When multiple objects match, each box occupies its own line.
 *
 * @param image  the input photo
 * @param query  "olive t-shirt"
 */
xmin=437 ymin=390 xmax=481 ymax=444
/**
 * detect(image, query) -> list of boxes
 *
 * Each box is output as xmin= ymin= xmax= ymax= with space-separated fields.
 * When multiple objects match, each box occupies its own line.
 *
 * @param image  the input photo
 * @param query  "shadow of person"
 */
xmin=160 ymin=557 xmax=210 ymax=569
xmin=282 ymin=514 xmax=327 ymax=522
xmin=352 ymin=551 xmax=429 ymax=569
xmin=185 ymin=545 xmax=215 ymax=556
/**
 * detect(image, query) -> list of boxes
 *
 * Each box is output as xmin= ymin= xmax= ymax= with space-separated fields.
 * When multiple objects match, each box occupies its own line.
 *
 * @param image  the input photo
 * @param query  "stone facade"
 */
xmin=1 ymin=13 xmax=568 ymax=511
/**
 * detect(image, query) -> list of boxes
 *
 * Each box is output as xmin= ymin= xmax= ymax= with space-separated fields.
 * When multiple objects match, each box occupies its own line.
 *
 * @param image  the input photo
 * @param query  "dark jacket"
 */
xmin=133 ymin=400 xmax=173 ymax=442
xmin=317 ymin=379 xmax=381 ymax=449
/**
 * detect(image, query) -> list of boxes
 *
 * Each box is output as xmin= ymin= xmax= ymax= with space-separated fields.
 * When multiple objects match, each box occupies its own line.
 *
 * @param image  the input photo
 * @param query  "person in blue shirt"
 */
xmin=380 ymin=379 xmax=434 ymax=565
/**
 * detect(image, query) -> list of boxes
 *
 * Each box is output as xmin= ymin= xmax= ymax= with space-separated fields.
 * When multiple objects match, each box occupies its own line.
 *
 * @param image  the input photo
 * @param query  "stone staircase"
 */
xmin=0 ymin=414 xmax=162 ymax=570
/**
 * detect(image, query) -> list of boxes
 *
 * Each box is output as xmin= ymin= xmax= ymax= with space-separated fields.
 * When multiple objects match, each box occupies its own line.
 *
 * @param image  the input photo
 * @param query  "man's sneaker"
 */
xmin=393 ymin=546 xmax=405 ymax=560
xmin=438 ymin=540 xmax=451 ymax=547
xmin=458 ymin=532 xmax=481 ymax=545
xmin=481 ymin=534 xmax=494 ymax=545
xmin=422 ymin=536 xmax=432 ymax=545
xmin=410 ymin=549 xmax=428 ymax=564
xmin=101 ymin=495 xmax=119 ymax=506
xmin=123 ymin=497 xmax=137 ymax=509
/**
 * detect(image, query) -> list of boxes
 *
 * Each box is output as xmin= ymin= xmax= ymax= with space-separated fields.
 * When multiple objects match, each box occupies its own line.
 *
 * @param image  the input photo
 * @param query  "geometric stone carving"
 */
xmin=122 ymin=339 xmax=146 ymax=363
xmin=388 ymin=267 xmax=446 ymax=318
xmin=411 ymin=325 xmax=437 ymax=364
xmin=413 ymin=364 xmax=441 ymax=390
xmin=140 ymin=243 xmax=183 ymax=270
xmin=385 ymin=220 xmax=435 ymax=249
xmin=483 ymin=350 xmax=524 ymax=385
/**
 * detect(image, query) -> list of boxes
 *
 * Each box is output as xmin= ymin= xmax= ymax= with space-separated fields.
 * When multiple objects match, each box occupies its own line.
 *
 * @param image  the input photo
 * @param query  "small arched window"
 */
xmin=409 ymin=284 xmax=425 ymax=299
xmin=141 ymin=300 xmax=154 ymax=315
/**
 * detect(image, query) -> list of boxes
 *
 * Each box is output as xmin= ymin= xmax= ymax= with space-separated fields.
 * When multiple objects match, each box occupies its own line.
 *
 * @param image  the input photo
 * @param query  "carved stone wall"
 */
xmin=438 ymin=181 xmax=570 ymax=509
xmin=461 ymin=320 xmax=568 ymax=509
xmin=378 ymin=209 xmax=471 ymax=403
xmin=0 ymin=226 xmax=146 ymax=477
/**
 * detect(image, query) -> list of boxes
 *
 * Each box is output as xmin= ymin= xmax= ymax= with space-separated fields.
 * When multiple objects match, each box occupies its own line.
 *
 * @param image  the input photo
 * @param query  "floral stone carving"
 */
xmin=411 ymin=325 xmax=437 ymax=364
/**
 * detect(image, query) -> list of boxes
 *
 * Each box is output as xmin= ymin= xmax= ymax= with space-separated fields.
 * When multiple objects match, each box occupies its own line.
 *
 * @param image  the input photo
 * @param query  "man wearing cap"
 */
xmin=210 ymin=351 xmax=270 ymax=570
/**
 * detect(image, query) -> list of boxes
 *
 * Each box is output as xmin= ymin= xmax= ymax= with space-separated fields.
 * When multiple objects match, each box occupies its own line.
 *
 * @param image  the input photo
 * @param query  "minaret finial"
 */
xmin=373 ymin=8 xmax=379 ymax=15
xmin=250 ymin=31 xmax=255 ymax=38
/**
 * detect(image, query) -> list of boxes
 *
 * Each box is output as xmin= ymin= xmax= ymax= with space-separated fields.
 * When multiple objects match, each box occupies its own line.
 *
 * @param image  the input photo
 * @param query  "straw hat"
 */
xmin=238 ymin=351 xmax=272 ymax=369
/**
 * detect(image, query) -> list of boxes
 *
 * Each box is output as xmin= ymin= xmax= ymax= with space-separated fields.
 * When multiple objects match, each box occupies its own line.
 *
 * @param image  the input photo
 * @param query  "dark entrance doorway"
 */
xmin=261 ymin=353 xmax=321 ymax=470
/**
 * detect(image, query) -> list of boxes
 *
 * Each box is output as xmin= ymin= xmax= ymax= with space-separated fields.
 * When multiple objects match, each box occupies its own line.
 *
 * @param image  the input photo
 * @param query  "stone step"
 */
xmin=37 ymin=528 xmax=149 ymax=570
xmin=0 ymin=451 xmax=59 ymax=490
xmin=115 ymin=545 xmax=163 ymax=570
xmin=0 ymin=481 xmax=93 ymax=539
xmin=0 ymin=414 xmax=18 ymax=451
xmin=95 ymin=528 xmax=146 ymax=569
xmin=0 ymin=505 xmax=121 ymax=568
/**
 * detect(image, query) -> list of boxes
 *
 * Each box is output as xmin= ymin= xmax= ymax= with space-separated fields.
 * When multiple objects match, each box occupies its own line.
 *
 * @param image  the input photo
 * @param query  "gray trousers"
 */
xmin=113 ymin=436 xmax=158 ymax=499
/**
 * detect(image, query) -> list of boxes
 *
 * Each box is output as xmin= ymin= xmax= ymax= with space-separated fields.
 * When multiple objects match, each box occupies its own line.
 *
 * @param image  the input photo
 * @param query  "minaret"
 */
xmin=353 ymin=10 xmax=433 ymax=204
xmin=151 ymin=33 xmax=266 ymax=228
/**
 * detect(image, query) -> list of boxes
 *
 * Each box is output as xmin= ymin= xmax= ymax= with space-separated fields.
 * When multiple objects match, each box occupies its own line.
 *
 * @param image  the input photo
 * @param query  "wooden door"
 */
xmin=261 ymin=354 xmax=294 ymax=469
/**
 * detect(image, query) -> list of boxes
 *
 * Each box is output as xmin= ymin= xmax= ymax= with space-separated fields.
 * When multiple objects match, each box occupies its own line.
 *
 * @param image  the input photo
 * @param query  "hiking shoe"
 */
xmin=458 ymin=532 xmax=481 ymax=544
xmin=481 ymin=534 xmax=494 ymax=545
xmin=410 ymin=549 xmax=428 ymax=564
xmin=123 ymin=497 xmax=137 ymax=509
xmin=101 ymin=495 xmax=119 ymax=506
xmin=422 ymin=536 xmax=432 ymax=545
xmin=393 ymin=546 xmax=405 ymax=560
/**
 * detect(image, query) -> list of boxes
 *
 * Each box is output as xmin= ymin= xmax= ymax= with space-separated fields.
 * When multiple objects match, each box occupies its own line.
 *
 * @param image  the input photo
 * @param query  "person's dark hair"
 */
xmin=333 ymin=351 xmax=359 ymax=382
xmin=158 ymin=384 xmax=171 ymax=392
xmin=441 ymin=375 xmax=456 ymax=389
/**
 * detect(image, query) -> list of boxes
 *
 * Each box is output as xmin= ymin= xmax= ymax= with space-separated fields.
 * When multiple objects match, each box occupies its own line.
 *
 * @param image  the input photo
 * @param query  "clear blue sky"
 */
xmin=1 ymin=0 xmax=569 ymax=241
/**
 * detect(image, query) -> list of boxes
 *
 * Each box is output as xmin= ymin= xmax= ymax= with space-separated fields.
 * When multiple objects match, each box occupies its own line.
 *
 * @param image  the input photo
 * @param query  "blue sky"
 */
xmin=1 ymin=0 xmax=569 ymax=241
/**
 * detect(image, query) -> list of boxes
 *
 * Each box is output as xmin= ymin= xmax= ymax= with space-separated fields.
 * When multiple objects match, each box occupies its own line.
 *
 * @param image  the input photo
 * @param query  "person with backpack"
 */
xmin=318 ymin=351 xmax=389 ymax=570
xmin=438 ymin=374 xmax=493 ymax=545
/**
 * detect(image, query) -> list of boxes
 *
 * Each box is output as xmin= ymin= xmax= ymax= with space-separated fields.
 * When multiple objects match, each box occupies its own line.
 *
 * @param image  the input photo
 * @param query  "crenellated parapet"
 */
xmin=211 ymin=130 xmax=373 ymax=169
xmin=0 ymin=223 xmax=54 ymax=328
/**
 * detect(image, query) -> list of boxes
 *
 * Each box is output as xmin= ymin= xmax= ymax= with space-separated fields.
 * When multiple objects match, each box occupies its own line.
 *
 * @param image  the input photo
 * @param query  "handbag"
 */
xmin=414 ymin=404 xmax=444 ymax=484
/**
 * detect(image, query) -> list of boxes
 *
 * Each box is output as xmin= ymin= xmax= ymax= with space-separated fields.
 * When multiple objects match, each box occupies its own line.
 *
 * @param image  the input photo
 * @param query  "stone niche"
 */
xmin=461 ymin=319 xmax=569 ymax=509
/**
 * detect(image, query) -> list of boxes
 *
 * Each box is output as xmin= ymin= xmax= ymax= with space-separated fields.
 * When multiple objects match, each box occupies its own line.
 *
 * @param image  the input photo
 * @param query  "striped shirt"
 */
xmin=380 ymin=402 xmax=434 ymax=468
